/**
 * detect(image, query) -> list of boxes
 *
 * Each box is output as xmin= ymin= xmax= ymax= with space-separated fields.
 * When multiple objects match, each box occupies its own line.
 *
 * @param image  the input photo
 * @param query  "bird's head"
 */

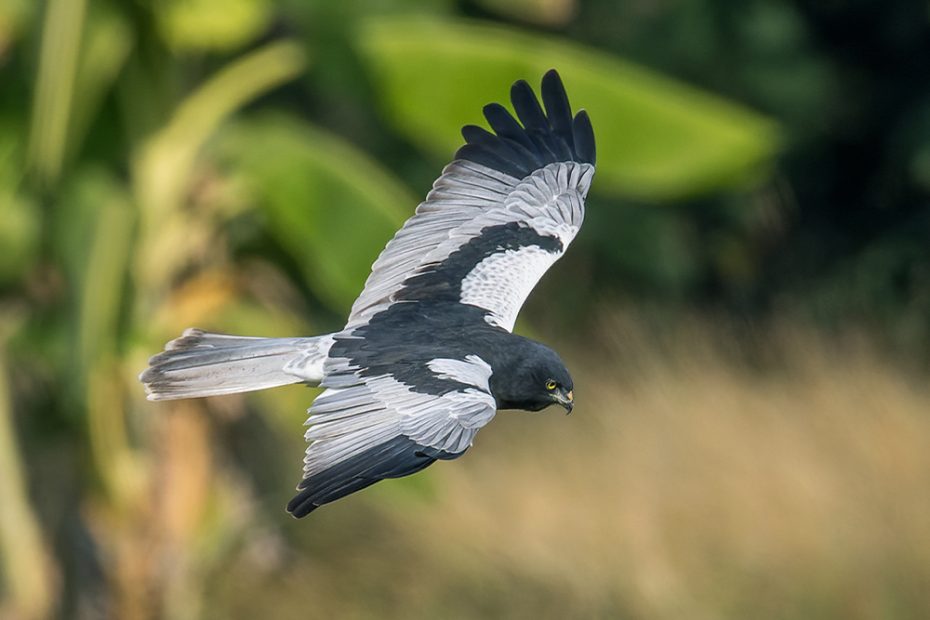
xmin=490 ymin=340 xmax=574 ymax=414
xmin=538 ymin=361 xmax=574 ymax=414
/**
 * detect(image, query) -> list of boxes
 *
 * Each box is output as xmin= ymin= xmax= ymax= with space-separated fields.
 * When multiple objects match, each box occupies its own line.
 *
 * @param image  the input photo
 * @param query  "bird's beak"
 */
xmin=554 ymin=388 xmax=574 ymax=415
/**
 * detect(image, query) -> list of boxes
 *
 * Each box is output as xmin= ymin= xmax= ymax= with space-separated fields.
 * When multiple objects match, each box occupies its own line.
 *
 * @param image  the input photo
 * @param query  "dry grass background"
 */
xmin=197 ymin=312 xmax=930 ymax=620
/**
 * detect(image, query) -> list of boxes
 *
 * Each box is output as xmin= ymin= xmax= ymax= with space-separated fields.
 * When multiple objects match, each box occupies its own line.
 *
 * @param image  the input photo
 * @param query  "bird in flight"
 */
xmin=140 ymin=69 xmax=596 ymax=517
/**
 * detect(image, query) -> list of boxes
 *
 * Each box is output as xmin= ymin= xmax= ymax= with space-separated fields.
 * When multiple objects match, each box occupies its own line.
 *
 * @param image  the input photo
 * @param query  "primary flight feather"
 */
xmin=140 ymin=69 xmax=596 ymax=517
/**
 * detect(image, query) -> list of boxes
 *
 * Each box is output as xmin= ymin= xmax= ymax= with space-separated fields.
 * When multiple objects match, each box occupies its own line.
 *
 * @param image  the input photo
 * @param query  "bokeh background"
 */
xmin=2 ymin=0 xmax=930 ymax=618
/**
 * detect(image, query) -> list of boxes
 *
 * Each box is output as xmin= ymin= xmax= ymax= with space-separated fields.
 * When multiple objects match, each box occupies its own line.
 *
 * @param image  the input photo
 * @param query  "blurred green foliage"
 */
xmin=219 ymin=115 xmax=411 ymax=310
xmin=0 ymin=0 xmax=928 ymax=618
xmin=358 ymin=17 xmax=778 ymax=199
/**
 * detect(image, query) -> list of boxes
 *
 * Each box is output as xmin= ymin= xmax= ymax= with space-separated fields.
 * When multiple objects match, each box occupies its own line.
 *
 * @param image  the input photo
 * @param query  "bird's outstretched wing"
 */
xmin=347 ymin=69 xmax=596 ymax=332
xmin=289 ymin=71 xmax=594 ymax=515
xmin=287 ymin=355 xmax=496 ymax=517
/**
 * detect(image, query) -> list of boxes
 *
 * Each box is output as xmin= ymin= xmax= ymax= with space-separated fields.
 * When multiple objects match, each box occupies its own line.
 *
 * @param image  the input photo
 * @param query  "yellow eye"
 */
xmin=545 ymin=380 xmax=557 ymax=391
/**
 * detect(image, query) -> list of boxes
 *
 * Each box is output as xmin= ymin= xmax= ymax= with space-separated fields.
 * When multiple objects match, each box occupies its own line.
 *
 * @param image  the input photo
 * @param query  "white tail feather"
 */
xmin=139 ymin=328 xmax=334 ymax=401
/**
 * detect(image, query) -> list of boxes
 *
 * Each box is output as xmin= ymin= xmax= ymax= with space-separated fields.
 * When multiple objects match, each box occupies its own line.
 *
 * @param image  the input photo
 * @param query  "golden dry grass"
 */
xmin=207 ymin=314 xmax=930 ymax=620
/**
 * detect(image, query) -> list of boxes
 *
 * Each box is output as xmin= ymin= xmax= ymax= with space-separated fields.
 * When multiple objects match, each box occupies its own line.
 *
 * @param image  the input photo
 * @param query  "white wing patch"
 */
xmin=346 ymin=160 xmax=594 ymax=331
xmin=460 ymin=246 xmax=561 ymax=330
xmin=426 ymin=355 xmax=493 ymax=388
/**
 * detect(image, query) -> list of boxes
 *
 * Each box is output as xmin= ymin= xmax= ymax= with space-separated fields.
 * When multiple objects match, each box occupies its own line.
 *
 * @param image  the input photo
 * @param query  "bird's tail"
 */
xmin=139 ymin=328 xmax=335 ymax=401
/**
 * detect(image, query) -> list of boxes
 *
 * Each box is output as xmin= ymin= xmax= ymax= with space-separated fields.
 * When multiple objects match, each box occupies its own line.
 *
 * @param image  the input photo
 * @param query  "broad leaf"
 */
xmin=356 ymin=17 xmax=780 ymax=200
xmin=0 ymin=136 xmax=37 ymax=285
xmin=155 ymin=0 xmax=272 ymax=53
xmin=219 ymin=115 xmax=413 ymax=313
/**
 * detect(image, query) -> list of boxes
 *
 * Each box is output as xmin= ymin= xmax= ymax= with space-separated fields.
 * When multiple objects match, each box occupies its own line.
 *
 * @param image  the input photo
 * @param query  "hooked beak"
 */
xmin=554 ymin=388 xmax=574 ymax=415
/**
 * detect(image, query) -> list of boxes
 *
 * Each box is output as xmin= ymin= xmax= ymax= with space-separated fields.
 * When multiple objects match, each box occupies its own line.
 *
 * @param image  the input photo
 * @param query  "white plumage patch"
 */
xmin=460 ymin=245 xmax=561 ymax=330
xmin=426 ymin=355 xmax=493 ymax=388
xmin=283 ymin=334 xmax=335 ymax=383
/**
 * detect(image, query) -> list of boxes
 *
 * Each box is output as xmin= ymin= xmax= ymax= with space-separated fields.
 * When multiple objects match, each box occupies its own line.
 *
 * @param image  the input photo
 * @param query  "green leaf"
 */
xmin=0 ymin=348 xmax=56 ymax=620
xmin=132 ymin=40 xmax=306 ymax=295
xmin=219 ymin=114 xmax=413 ymax=313
xmin=0 ymin=191 xmax=38 ymax=286
xmin=27 ymin=0 xmax=88 ymax=185
xmin=356 ymin=17 xmax=780 ymax=200
xmin=67 ymin=4 xmax=133 ymax=168
xmin=0 ymin=0 xmax=35 ymax=50
xmin=62 ymin=168 xmax=135 ymax=368
xmin=0 ymin=137 xmax=38 ymax=285
xmin=155 ymin=0 xmax=273 ymax=53
xmin=133 ymin=40 xmax=306 ymax=223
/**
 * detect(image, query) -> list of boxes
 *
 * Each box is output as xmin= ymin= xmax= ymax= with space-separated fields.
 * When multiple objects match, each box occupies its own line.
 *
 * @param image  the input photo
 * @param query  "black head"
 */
xmin=489 ymin=340 xmax=574 ymax=413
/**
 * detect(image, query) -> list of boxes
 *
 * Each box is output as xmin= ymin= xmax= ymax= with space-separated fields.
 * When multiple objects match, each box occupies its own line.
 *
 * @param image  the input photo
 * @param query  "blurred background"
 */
xmin=2 ymin=0 xmax=930 ymax=618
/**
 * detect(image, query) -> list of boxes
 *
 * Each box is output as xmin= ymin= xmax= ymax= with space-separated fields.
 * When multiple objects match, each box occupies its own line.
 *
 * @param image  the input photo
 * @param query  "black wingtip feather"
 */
xmin=461 ymin=124 xmax=494 ymax=143
xmin=462 ymin=124 xmax=541 ymax=170
xmin=456 ymin=143 xmax=529 ymax=180
xmin=541 ymin=69 xmax=574 ymax=149
xmin=572 ymin=109 xmax=596 ymax=166
xmin=510 ymin=79 xmax=548 ymax=132
xmin=482 ymin=103 xmax=534 ymax=151
xmin=455 ymin=69 xmax=595 ymax=179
